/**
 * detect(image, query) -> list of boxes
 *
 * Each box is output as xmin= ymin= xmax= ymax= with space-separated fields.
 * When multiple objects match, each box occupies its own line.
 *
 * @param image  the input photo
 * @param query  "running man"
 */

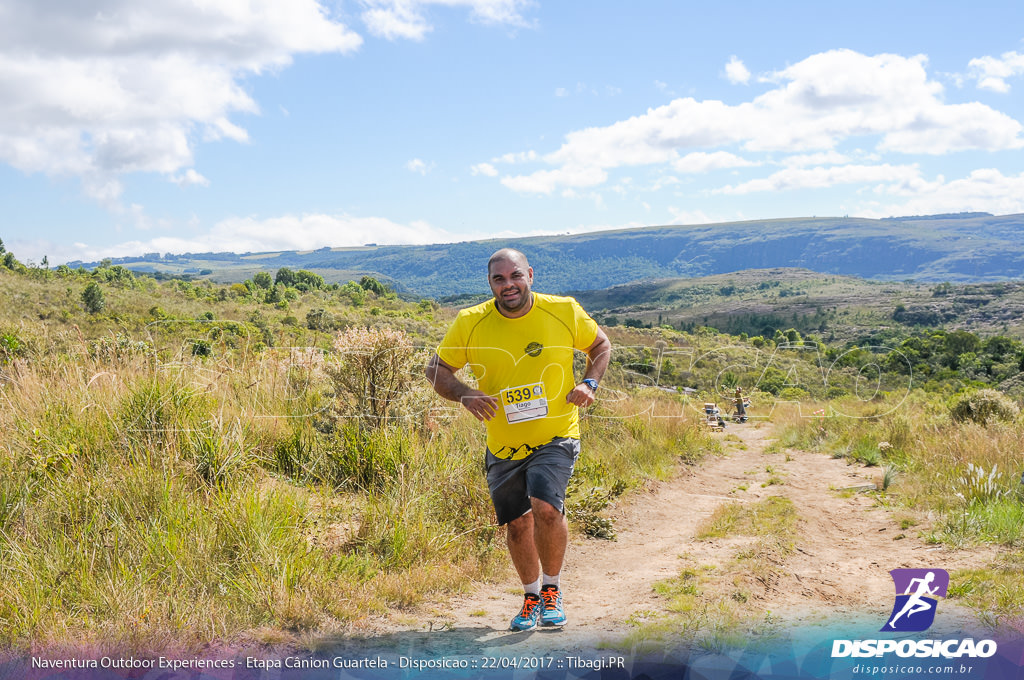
xmin=425 ymin=248 xmax=611 ymax=631
xmin=887 ymin=571 xmax=939 ymax=629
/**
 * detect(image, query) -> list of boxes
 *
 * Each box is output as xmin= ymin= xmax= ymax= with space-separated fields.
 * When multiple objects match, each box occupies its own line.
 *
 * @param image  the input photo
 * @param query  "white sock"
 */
xmin=524 ymin=578 xmax=541 ymax=596
xmin=542 ymin=573 xmax=560 ymax=589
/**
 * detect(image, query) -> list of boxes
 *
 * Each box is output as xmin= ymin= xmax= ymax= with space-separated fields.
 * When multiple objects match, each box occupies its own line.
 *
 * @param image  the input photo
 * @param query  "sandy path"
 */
xmin=361 ymin=422 xmax=997 ymax=657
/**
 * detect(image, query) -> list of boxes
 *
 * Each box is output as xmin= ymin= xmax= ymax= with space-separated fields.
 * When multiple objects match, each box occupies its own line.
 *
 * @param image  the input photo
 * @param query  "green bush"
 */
xmin=0 ymin=330 xmax=26 ymax=364
xmin=324 ymin=424 xmax=411 ymax=491
xmin=949 ymin=389 xmax=1019 ymax=425
xmin=81 ymin=281 xmax=105 ymax=314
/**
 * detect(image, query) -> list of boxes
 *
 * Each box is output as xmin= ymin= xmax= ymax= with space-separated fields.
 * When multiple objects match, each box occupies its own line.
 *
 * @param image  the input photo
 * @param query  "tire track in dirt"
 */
xmin=373 ymin=422 xmax=997 ymax=656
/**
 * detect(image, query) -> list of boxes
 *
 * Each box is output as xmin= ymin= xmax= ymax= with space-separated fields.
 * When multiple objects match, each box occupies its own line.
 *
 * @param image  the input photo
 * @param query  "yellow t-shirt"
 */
xmin=437 ymin=293 xmax=599 ymax=459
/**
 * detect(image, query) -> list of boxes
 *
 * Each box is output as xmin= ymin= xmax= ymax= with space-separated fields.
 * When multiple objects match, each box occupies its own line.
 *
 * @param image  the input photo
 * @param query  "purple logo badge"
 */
xmin=882 ymin=569 xmax=949 ymax=632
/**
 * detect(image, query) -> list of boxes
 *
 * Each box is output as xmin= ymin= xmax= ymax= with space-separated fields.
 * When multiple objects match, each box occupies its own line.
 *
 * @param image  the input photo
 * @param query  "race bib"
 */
xmin=501 ymin=382 xmax=548 ymax=424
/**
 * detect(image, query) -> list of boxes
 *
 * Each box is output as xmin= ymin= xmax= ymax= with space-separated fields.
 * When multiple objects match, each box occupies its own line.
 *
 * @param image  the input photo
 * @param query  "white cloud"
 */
xmin=125 ymin=203 xmax=173 ymax=232
xmin=862 ymin=168 xmax=1024 ymax=217
xmin=501 ymin=166 xmax=608 ymax=195
xmin=550 ymin=82 xmax=620 ymax=98
xmin=362 ymin=4 xmax=433 ymax=40
xmin=780 ymin=151 xmax=851 ymax=167
xmin=715 ymin=163 xmax=921 ymax=195
xmin=561 ymin=190 xmax=606 ymax=209
xmin=968 ymin=51 xmax=1024 ymax=92
xmin=651 ymin=175 xmax=681 ymax=191
xmin=495 ymin=49 xmax=1024 ymax=195
xmin=27 ymin=213 xmax=453 ymax=264
xmin=672 ymin=151 xmax=759 ymax=173
xmin=492 ymin=150 xmax=538 ymax=164
xmin=0 ymin=0 xmax=361 ymax=202
xmin=877 ymin=101 xmax=1023 ymax=154
xmin=171 ymin=169 xmax=210 ymax=187
xmin=81 ymin=177 xmax=126 ymax=207
xmin=478 ymin=219 xmax=647 ymax=242
xmin=725 ymin=56 xmax=751 ymax=85
xmin=668 ymin=207 xmax=716 ymax=225
xmin=406 ymin=158 xmax=433 ymax=175
xmin=360 ymin=0 xmax=535 ymax=40
xmin=471 ymin=162 xmax=498 ymax=176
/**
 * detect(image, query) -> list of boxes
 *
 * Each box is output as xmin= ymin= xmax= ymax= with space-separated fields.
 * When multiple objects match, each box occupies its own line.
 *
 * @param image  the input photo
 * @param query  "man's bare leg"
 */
xmin=507 ymin=510 xmax=540 ymax=584
xmin=507 ymin=499 xmax=569 ymax=580
xmin=531 ymin=497 xmax=568 ymax=577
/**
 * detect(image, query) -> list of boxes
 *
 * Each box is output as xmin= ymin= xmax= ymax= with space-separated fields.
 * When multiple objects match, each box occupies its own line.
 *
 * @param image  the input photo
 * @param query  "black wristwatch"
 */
xmin=582 ymin=378 xmax=599 ymax=392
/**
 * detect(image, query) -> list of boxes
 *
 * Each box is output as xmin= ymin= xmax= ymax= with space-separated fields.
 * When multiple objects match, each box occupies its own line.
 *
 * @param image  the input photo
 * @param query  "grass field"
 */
xmin=1 ymin=261 xmax=1023 ymax=651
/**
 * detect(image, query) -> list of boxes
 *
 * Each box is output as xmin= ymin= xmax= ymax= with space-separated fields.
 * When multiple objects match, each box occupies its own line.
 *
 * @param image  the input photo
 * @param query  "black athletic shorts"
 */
xmin=485 ymin=437 xmax=580 ymax=525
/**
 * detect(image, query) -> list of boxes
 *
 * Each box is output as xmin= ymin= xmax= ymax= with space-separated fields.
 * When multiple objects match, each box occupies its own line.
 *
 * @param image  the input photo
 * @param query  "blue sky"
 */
xmin=3 ymin=0 xmax=1024 ymax=264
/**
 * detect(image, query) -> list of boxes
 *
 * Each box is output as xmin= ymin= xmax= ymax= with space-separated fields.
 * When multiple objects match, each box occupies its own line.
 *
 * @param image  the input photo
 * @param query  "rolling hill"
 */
xmin=67 ymin=212 xmax=1024 ymax=297
xmin=570 ymin=267 xmax=1024 ymax=342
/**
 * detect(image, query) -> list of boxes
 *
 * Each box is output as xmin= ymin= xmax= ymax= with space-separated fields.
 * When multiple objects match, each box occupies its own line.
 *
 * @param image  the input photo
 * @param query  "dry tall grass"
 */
xmin=769 ymin=392 xmax=1024 ymax=627
xmin=0 ymin=321 xmax=714 ymax=652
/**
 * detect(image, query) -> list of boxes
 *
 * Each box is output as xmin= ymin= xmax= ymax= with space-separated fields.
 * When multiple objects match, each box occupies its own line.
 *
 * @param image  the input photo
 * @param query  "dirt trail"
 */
xmin=367 ymin=422 xmax=997 ymax=657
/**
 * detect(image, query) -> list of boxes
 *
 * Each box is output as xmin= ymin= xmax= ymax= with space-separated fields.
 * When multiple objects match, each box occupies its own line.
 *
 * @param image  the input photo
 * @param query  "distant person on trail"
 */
xmin=734 ymin=387 xmax=747 ymax=421
xmin=425 ymin=248 xmax=611 ymax=632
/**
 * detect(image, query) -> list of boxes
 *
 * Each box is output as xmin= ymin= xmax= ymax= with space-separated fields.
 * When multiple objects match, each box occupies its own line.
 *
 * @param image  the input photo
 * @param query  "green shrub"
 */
xmin=191 ymin=339 xmax=212 ymax=357
xmin=949 ymin=389 xmax=1019 ymax=425
xmin=0 ymin=330 xmax=26 ymax=364
xmin=81 ymin=281 xmax=105 ymax=314
xmin=323 ymin=424 xmax=411 ymax=491
xmin=306 ymin=308 xmax=334 ymax=331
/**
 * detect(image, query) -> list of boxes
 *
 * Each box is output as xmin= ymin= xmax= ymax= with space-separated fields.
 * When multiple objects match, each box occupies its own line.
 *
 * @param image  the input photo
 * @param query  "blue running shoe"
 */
xmin=510 ymin=593 xmax=542 ymax=631
xmin=540 ymin=585 xmax=567 ymax=627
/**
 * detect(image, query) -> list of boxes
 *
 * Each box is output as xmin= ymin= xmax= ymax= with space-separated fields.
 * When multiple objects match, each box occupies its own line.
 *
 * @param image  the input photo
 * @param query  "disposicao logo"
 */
xmin=882 ymin=568 xmax=949 ymax=632
xmin=831 ymin=567 xmax=998 ymax=660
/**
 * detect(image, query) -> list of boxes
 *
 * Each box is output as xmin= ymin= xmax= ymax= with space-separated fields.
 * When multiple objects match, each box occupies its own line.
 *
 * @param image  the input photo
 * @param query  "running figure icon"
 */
xmin=887 ymin=571 xmax=939 ymax=629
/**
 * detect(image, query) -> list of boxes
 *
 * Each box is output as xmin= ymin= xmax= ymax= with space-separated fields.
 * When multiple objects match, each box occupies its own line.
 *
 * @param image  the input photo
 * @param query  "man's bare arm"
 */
xmin=565 ymin=327 xmax=611 ymax=408
xmin=424 ymin=354 xmax=499 ymax=421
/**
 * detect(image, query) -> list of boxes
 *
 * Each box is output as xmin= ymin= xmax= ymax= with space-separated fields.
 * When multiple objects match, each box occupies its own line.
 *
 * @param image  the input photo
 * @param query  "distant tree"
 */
xmin=757 ymin=367 xmax=787 ymax=395
xmin=275 ymin=267 xmax=296 ymax=286
xmin=944 ymin=330 xmax=980 ymax=357
xmin=340 ymin=281 xmax=366 ymax=306
xmin=984 ymin=336 xmax=1016 ymax=358
xmin=295 ymin=270 xmax=325 ymax=289
xmin=0 ymin=237 xmax=5 ymax=254
xmin=359 ymin=275 xmax=390 ymax=296
xmin=82 ymin=282 xmax=105 ymax=314
xmin=252 ymin=271 xmax=273 ymax=289
xmin=306 ymin=308 xmax=334 ymax=331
